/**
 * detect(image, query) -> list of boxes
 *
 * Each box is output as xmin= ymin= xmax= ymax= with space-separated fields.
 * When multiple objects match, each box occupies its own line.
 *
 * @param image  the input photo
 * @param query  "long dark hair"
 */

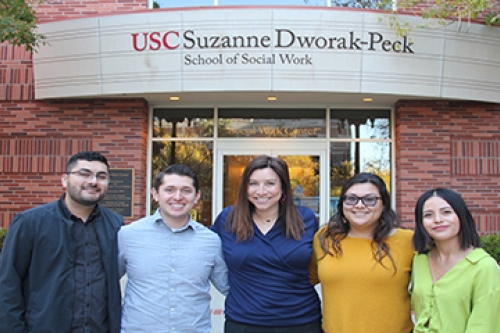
xmin=226 ymin=155 xmax=304 ymax=241
xmin=319 ymin=172 xmax=400 ymax=272
xmin=413 ymin=188 xmax=481 ymax=254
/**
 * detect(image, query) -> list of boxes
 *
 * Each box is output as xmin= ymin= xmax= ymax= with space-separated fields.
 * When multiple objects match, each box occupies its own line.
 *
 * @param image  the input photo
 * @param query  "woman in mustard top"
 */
xmin=411 ymin=188 xmax=500 ymax=333
xmin=309 ymin=173 xmax=414 ymax=333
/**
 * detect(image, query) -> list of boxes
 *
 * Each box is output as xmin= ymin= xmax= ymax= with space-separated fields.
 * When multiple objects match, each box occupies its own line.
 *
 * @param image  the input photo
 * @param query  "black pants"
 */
xmin=225 ymin=319 xmax=323 ymax=333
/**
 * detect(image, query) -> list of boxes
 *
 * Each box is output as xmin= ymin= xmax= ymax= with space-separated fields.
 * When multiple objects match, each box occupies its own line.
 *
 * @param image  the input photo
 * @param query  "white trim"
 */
xmin=212 ymin=107 xmax=219 ymax=224
xmin=390 ymin=107 xmax=396 ymax=211
xmin=146 ymin=105 xmax=154 ymax=216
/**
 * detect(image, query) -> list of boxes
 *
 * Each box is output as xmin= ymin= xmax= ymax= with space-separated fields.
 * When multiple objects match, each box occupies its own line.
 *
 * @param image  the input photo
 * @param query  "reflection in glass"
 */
xmin=152 ymin=141 xmax=214 ymax=227
xmin=329 ymin=141 xmax=390 ymax=217
xmin=218 ymin=0 xmax=327 ymax=5
xmin=153 ymin=0 xmax=213 ymax=8
xmin=280 ymin=155 xmax=320 ymax=217
xmin=153 ymin=109 xmax=214 ymax=138
xmin=150 ymin=107 xmax=392 ymax=223
xmin=223 ymin=155 xmax=256 ymax=208
xmin=330 ymin=0 xmax=389 ymax=9
xmin=330 ymin=110 xmax=390 ymax=139
xmin=152 ymin=0 xmax=387 ymax=8
xmin=219 ymin=109 xmax=326 ymax=138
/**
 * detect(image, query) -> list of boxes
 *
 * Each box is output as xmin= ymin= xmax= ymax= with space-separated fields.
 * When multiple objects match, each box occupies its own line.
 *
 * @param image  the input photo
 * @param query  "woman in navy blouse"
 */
xmin=211 ymin=155 xmax=322 ymax=333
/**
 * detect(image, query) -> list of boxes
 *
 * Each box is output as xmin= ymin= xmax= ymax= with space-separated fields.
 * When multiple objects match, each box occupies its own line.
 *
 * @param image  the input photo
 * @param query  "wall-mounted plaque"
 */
xmin=101 ymin=168 xmax=134 ymax=219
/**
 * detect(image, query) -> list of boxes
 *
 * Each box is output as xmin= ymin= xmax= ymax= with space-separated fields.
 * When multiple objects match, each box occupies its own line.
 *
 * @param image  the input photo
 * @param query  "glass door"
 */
xmin=215 ymin=142 xmax=327 ymax=223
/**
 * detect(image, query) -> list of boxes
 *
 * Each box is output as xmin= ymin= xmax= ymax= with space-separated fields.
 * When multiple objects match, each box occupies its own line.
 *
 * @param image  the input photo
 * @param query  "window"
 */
xmin=151 ymin=108 xmax=392 ymax=222
xmin=329 ymin=109 xmax=391 ymax=216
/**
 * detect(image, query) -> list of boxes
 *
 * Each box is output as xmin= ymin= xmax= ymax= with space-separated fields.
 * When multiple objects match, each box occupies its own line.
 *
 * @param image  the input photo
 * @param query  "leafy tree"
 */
xmin=480 ymin=234 xmax=500 ymax=263
xmin=282 ymin=155 xmax=320 ymax=197
xmin=151 ymin=140 xmax=214 ymax=215
xmin=380 ymin=0 xmax=500 ymax=37
xmin=330 ymin=160 xmax=354 ymax=197
xmin=0 ymin=0 xmax=45 ymax=52
xmin=0 ymin=228 xmax=7 ymax=252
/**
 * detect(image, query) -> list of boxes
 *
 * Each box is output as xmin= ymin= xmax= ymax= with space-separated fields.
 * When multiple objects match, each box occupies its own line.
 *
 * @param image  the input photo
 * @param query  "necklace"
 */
xmin=253 ymin=214 xmax=278 ymax=234
xmin=253 ymin=214 xmax=278 ymax=223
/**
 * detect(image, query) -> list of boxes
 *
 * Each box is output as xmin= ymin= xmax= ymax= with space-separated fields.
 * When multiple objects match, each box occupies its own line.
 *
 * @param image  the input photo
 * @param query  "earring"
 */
xmin=280 ymin=194 xmax=286 ymax=204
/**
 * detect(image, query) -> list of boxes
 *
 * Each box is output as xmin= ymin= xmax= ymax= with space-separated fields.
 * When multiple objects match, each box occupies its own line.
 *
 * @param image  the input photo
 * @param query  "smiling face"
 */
xmin=246 ymin=167 xmax=282 ymax=215
xmin=343 ymin=183 xmax=383 ymax=236
xmin=62 ymin=159 xmax=109 ymax=207
xmin=151 ymin=173 xmax=201 ymax=227
xmin=422 ymin=196 xmax=461 ymax=245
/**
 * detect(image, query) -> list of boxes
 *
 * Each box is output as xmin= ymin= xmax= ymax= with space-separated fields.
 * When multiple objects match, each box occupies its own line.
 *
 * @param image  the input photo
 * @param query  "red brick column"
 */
xmin=0 ymin=44 xmax=33 ymax=101
xmin=34 ymin=0 xmax=148 ymax=23
xmin=0 ymin=99 xmax=148 ymax=228
xmin=395 ymin=100 xmax=500 ymax=234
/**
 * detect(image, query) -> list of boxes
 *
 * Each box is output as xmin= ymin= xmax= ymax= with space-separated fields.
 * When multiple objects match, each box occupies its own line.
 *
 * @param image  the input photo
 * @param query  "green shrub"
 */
xmin=481 ymin=234 xmax=500 ymax=264
xmin=0 ymin=228 xmax=6 ymax=252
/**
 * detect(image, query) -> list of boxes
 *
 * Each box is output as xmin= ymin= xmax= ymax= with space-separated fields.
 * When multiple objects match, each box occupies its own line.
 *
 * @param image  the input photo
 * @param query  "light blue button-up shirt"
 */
xmin=118 ymin=210 xmax=229 ymax=333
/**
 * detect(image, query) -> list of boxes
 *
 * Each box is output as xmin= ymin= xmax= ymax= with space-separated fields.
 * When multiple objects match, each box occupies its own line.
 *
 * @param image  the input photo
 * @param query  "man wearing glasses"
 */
xmin=0 ymin=151 xmax=124 ymax=333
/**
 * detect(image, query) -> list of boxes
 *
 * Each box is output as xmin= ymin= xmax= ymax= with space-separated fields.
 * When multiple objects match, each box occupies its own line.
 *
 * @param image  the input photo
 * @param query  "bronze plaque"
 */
xmin=101 ymin=168 xmax=134 ymax=218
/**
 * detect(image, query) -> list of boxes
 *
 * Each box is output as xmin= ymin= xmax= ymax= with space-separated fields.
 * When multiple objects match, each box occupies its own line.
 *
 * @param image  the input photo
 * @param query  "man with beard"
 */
xmin=0 ymin=151 xmax=124 ymax=333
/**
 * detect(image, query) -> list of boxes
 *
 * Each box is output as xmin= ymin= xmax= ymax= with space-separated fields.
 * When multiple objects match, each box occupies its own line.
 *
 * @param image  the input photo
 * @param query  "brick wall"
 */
xmin=0 ymin=44 xmax=33 ymax=101
xmin=34 ymin=0 xmax=148 ymax=23
xmin=0 ymin=0 xmax=150 ymax=228
xmin=3 ymin=2 xmax=500 ymax=234
xmin=0 ymin=0 xmax=150 ymax=100
xmin=0 ymin=99 xmax=149 ymax=228
xmin=396 ymin=100 xmax=500 ymax=234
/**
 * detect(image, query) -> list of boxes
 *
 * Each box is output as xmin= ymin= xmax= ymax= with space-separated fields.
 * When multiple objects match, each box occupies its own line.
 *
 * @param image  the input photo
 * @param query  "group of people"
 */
xmin=0 ymin=151 xmax=498 ymax=333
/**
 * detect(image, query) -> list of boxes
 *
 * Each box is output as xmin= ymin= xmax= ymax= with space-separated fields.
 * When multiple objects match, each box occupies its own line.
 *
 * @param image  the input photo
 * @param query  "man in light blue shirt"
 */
xmin=118 ymin=164 xmax=228 ymax=333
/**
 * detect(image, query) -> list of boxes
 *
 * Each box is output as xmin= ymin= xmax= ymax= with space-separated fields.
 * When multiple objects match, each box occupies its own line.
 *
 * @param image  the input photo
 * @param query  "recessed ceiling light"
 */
xmin=267 ymin=96 xmax=277 ymax=101
xmin=170 ymin=96 xmax=180 ymax=101
xmin=363 ymin=97 xmax=373 ymax=102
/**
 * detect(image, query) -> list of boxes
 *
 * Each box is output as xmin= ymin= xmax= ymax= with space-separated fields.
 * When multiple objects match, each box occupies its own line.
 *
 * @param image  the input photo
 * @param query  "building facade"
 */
xmin=1 ymin=1 xmax=500 ymax=237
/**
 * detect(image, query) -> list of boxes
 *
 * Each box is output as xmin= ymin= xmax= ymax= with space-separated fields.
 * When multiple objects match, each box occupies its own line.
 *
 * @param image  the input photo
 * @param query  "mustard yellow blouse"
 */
xmin=310 ymin=228 xmax=414 ymax=333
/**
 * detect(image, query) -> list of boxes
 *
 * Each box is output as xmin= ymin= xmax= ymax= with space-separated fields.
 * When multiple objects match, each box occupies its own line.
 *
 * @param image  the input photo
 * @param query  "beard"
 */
xmin=67 ymin=184 xmax=106 ymax=206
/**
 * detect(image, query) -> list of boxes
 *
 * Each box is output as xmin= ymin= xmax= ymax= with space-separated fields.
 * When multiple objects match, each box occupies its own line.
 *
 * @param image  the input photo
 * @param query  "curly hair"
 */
xmin=319 ymin=172 xmax=400 ymax=273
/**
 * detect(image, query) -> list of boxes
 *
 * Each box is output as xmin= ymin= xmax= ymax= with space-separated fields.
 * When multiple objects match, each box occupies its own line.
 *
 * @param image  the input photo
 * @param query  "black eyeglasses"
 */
xmin=343 ymin=195 xmax=381 ymax=207
xmin=66 ymin=169 xmax=110 ymax=184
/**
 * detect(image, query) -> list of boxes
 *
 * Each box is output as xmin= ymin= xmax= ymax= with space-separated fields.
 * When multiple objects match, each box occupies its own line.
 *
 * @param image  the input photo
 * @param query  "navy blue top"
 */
xmin=211 ymin=206 xmax=321 ymax=326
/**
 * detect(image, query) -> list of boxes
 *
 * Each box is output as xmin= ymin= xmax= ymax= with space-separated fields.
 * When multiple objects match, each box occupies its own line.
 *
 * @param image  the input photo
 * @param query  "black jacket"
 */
xmin=0 ymin=197 xmax=124 ymax=333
